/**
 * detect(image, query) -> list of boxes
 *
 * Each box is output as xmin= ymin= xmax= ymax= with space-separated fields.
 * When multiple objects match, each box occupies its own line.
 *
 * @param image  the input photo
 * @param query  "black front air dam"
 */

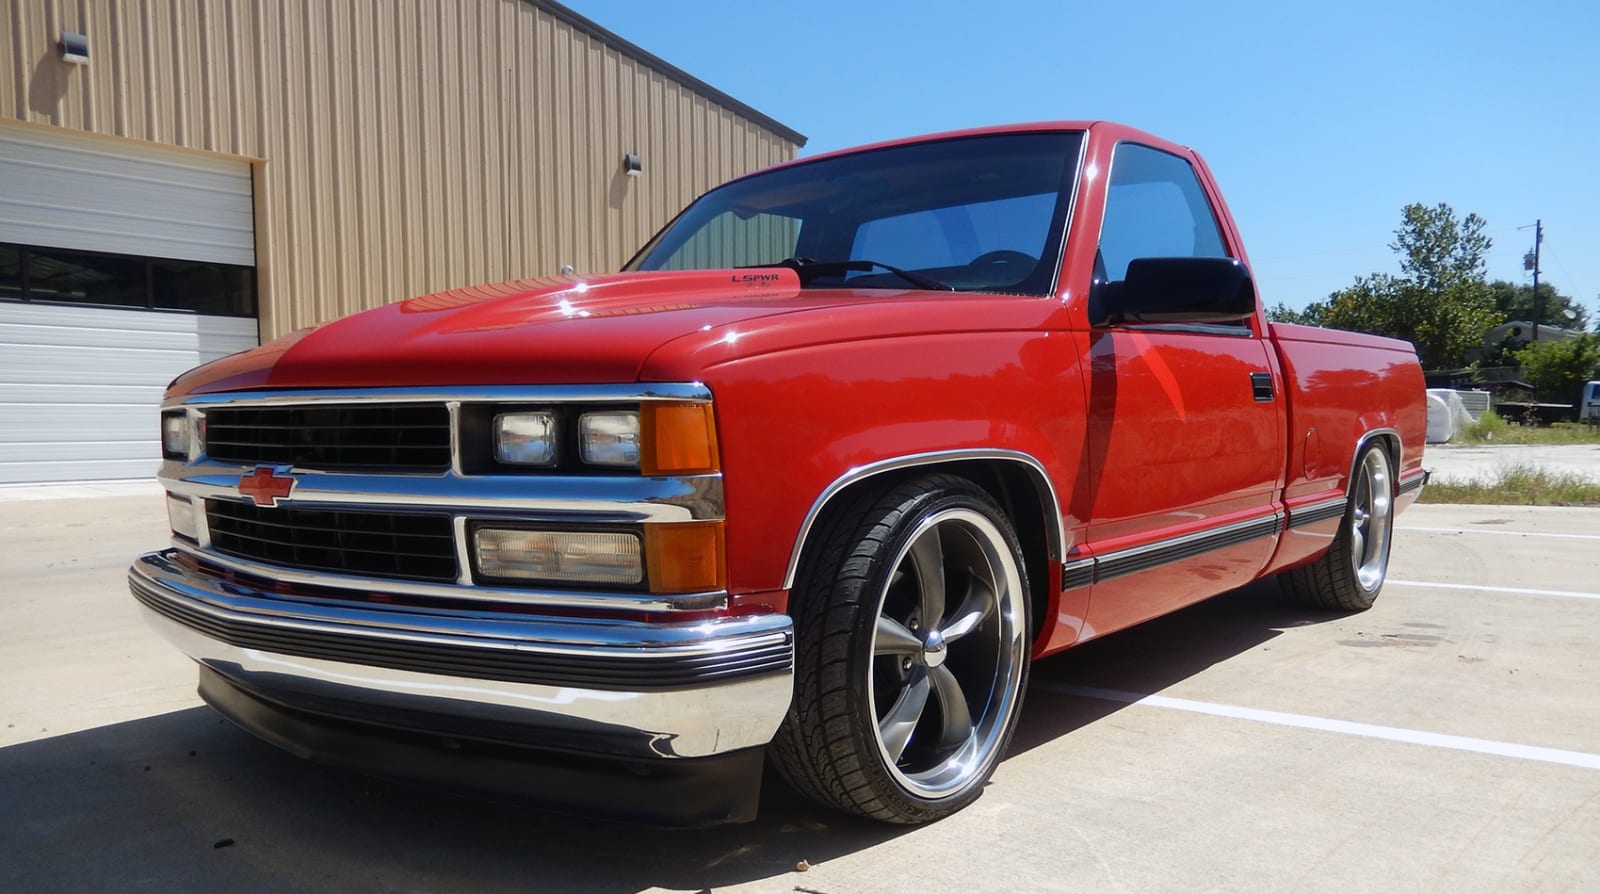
xmin=196 ymin=666 xmax=765 ymax=827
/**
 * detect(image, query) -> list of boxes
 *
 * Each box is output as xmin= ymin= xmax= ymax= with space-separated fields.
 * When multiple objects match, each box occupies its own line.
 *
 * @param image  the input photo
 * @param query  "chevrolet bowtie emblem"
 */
xmin=239 ymin=466 xmax=296 ymax=507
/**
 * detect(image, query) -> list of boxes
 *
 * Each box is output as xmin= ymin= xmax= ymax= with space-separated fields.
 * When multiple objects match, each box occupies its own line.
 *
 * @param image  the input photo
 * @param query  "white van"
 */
xmin=1582 ymin=380 xmax=1600 ymax=423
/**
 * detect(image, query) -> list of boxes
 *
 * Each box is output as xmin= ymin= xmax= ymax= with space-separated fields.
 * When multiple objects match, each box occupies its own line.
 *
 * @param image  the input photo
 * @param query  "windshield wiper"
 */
xmin=753 ymin=257 xmax=955 ymax=292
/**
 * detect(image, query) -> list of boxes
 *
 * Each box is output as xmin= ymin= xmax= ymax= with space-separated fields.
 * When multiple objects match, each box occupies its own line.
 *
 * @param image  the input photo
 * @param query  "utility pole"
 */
xmin=1522 ymin=220 xmax=1544 ymax=341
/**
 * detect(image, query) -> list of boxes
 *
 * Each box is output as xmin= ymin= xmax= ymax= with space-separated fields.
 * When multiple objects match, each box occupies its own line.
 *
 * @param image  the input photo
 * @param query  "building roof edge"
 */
xmin=530 ymin=1 xmax=807 ymax=147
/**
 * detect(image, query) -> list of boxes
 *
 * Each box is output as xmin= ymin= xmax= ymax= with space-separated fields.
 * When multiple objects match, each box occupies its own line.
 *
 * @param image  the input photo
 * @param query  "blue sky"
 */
xmin=568 ymin=0 xmax=1599 ymax=320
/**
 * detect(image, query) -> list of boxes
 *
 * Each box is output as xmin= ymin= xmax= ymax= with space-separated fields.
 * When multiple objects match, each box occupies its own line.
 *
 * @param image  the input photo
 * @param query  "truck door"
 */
xmin=1078 ymin=143 xmax=1287 ymax=636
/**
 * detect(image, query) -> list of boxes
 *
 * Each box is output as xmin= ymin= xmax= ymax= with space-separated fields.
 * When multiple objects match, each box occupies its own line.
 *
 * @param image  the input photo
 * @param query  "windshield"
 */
xmin=625 ymin=131 xmax=1084 ymax=296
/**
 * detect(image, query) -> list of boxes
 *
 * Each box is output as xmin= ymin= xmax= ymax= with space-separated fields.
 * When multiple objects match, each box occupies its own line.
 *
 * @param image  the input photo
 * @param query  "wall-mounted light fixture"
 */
xmin=622 ymin=153 xmax=642 ymax=177
xmin=59 ymin=30 xmax=89 ymax=65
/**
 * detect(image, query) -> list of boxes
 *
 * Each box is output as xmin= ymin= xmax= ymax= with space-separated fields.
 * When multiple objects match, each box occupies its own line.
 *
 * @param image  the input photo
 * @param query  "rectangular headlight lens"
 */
xmin=474 ymin=528 xmax=643 ymax=585
xmin=579 ymin=411 xmax=640 ymax=467
xmin=494 ymin=412 xmax=557 ymax=466
xmin=161 ymin=412 xmax=189 ymax=459
xmin=166 ymin=492 xmax=198 ymax=540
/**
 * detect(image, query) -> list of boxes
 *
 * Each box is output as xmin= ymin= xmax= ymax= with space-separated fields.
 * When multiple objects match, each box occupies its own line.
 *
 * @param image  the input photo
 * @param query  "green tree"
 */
xmin=1488 ymin=280 xmax=1589 ymax=331
xmin=1515 ymin=335 xmax=1600 ymax=404
xmin=1390 ymin=202 xmax=1492 ymax=290
xmin=1266 ymin=301 xmax=1326 ymax=326
xmin=1318 ymin=203 xmax=1504 ymax=371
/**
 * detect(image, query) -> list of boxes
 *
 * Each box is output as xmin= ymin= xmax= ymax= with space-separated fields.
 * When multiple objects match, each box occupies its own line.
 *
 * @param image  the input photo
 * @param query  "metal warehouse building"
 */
xmin=0 ymin=0 xmax=804 ymax=484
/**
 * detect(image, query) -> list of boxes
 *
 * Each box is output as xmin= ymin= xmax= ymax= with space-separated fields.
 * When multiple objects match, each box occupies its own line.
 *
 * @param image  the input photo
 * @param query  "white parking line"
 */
xmin=1398 ymin=525 xmax=1600 ymax=541
xmin=1388 ymin=579 xmax=1600 ymax=601
xmin=1033 ymin=683 xmax=1600 ymax=771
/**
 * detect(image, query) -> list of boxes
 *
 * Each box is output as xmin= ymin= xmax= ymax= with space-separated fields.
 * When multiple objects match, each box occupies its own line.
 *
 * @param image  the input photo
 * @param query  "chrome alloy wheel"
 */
xmin=867 ymin=508 xmax=1027 ymax=800
xmin=1349 ymin=447 xmax=1394 ymax=591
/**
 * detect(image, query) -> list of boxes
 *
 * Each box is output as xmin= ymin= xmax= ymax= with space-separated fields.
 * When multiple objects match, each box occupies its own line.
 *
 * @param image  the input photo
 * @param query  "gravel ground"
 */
xmin=1423 ymin=442 xmax=1600 ymax=483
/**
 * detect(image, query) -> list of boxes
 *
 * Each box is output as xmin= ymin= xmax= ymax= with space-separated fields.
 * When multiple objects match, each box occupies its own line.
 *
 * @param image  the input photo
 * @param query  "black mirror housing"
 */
xmin=1103 ymin=257 xmax=1257 ymax=325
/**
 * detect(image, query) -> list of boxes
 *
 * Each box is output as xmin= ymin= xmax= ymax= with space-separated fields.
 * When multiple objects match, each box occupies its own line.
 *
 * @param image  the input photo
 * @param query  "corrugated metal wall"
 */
xmin=1 ymin=0 xmax=800 ymax=338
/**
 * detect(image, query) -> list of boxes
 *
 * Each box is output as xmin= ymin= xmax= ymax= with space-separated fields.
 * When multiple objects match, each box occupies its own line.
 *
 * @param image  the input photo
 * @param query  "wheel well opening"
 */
xmin=807 ymin=460 xmax=1056 ymax=642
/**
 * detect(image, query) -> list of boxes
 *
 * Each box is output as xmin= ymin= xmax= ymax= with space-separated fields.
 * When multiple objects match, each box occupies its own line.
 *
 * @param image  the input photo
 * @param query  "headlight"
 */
xmin=166 ymin=493 xmax=198 ymax=540
xmin=474 ymin=527 xmax=643 ymax=585
xmin=494 ymin=412 xmax=557 ymax=466
xmin=161 ymin=412 xmax=189 ymax=459
xmin=579 ymin=412 xmax=640 ymax=467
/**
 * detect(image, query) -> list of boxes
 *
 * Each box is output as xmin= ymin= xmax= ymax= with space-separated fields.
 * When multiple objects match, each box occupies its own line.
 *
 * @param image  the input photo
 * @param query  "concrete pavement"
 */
xmin=2 ymin=494 xmax=1597 ymax=892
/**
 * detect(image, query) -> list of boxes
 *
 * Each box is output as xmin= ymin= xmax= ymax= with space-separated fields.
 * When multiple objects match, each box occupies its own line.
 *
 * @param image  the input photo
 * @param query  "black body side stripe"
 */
xmin=1287 ymin=499 xmax=1347 ymax=529
xmin=1398 ymin=474 xmax=1425 ymax=495
xmin=1061 ymin=513 xmax=1285 ymax=590
xmin=1060 ymin=558 xmax=1094 ymax=592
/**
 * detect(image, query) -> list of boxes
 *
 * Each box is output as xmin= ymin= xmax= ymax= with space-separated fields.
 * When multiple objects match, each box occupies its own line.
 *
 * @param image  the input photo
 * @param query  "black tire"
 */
xmin=771 ymin=473 xmax=1031 ymax=823
xmin=1281 ymin=443 xmax=1395 ymax=612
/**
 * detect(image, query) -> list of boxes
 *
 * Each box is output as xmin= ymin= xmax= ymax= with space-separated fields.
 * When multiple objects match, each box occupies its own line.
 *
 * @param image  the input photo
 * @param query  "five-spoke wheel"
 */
xmin=773 ymin=475 xmax=1030 ymax=823
xmin=1281 ymin=442 xmax=1395 ymax=612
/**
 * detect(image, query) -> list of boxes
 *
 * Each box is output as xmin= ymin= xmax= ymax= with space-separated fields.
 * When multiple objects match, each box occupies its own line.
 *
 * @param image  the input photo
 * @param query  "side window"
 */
xmin=1098 ymin=144 xmax=1228 ymax=281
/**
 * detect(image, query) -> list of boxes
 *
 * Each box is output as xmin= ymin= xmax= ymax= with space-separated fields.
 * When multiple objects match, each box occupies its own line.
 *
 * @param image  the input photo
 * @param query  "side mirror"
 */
xmin=1100 ymin=257 xmax=1256 ymax=325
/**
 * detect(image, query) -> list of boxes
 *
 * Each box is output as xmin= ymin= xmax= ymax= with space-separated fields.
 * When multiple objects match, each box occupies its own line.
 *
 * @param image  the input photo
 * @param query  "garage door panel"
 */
xmin=0 ymin=304 xmax=258 ymax=482
xmin=0 ymin=125 xmax=254 ymax=266
xmin=4 ymin=384 xmax=167 ymax=406
xmin=0 ymin=344 xmax=207 ymax=384
xmin=0 ymin=457 xmax=160 ymax=484
xmin=1 ymin=404 xmax=168 ymax=443
xmin=0 ymin=440 xmax=160 ymax=462
xmin=0 ymin=321 xmax=247 ymax=352
xmin=0 ymin=125 xmax=256 ymax=483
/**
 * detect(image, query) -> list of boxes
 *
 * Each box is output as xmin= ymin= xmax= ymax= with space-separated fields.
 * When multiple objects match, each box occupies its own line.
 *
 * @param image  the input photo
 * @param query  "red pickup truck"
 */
xmin=131 ymin=121 xmax=1427 ymax=826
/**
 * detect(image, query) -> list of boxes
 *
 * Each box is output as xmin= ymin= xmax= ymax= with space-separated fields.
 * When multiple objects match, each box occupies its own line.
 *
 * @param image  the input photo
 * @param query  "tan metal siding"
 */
xmin=2 ymin=0 xmax=800 ymax=339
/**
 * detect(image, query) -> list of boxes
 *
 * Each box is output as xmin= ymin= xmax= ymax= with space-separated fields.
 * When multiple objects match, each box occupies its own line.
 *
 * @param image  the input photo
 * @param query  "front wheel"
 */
xmin=1281 ymin=443 xmax=1395 ymax=611
xmin=772 ymin=474 xmax=1031 ymax=823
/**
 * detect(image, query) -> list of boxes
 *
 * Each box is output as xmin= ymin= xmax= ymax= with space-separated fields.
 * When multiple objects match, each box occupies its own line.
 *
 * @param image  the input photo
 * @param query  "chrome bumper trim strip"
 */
xmin=163 ymin=463 xmax=724 ymax=523
xmin=168 ymin=542 xmax=728 ymax=611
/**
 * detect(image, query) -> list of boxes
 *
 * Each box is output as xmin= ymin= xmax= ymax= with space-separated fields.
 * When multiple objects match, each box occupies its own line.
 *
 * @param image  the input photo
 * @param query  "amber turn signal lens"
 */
xmin=641 ymin=402 xmax=719 ymax=475
xmin=645 ymin=522 xmax=726 ymax=593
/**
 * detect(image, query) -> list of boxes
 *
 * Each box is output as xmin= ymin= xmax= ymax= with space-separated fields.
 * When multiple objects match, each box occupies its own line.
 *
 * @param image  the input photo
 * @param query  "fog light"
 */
xmin=474 ymin=527 xmax=642 ymax=585
xmin=161 ymin=412 xmax=189 ymax=459
xmin=166 ymin=493 xmax=198 ymax=541
xmin=494 ymin=412 xmax=557 ymax=466
xmin=579 ymin=411 xmax=640 ymax=467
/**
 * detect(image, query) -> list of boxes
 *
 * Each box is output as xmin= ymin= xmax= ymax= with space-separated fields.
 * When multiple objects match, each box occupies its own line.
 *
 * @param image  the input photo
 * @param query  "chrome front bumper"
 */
xmin=129 ymin=550 xmax=794 ymax=760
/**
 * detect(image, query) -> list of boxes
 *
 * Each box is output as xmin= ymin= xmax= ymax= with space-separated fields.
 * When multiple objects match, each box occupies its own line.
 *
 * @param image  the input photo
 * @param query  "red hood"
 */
xmin=169 ymin=268 xmax=1064 ymax=397
xmin=169 ymin=269 xmax=828 ymax=395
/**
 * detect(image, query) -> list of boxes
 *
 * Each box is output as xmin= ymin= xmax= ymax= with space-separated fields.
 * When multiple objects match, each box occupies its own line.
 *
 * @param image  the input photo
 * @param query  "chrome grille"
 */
xmin=203 ymin=404 xmax=451 ymax=470
xmin=206 ymin=501 xmax=458 ymax=582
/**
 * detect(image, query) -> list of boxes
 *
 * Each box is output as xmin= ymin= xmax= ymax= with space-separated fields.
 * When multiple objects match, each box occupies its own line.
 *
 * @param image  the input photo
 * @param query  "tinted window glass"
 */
xmin=28 ymin=248 xmax=148 ymax=308
xmin=631 ymin=132 xmax=1083 ymax=296
xmin=0 ymin=245 xmax=20 ymax=301
xmin=151 ymin=258 xmax=256 ymax=316
xmin=851 ymin=193 xmax=1057 ymax=276
xmin=0 ymin=242 xmax=256 ymax=317
xmin=652 ymin=211 xmax=800 ymax=271
xmin=1098 ymin=144 xmax=1227 ymax=281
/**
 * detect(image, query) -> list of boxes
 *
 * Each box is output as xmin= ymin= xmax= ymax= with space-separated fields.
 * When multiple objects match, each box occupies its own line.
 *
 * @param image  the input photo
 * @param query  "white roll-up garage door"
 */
xmin=0 ymin=122 xmax=259 ymax=485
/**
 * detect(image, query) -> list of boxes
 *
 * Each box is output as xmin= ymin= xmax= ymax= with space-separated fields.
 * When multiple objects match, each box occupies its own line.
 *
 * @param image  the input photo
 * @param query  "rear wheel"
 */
xmin=1281 ymin=443 xmax=1395 ymax=611
xmin=772 ymin=474 xmax=1031 ymax=823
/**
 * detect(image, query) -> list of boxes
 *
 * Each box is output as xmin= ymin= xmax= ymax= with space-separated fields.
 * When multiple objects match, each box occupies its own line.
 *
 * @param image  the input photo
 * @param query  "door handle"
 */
xmin=1250 ymin=372 xmax=1274 ymax=402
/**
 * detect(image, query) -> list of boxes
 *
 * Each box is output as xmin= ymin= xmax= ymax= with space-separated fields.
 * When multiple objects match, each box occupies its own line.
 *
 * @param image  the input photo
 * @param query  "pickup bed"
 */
xmin=131 ymin=121 xmax=1426 ymax=826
